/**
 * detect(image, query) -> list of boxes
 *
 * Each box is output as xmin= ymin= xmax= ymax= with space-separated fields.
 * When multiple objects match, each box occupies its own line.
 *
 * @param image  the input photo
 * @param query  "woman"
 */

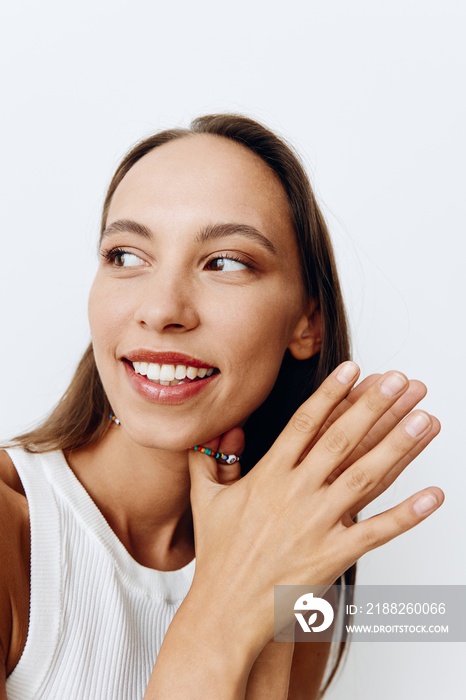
xmin=0 ymin=115 xmax=443 ymax=699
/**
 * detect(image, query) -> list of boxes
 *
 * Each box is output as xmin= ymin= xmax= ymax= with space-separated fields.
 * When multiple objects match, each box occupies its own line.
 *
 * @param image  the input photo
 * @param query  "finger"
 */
xmin=345 ymin=486 xmax=445 ymax=561
xmin=188 ymin=444 xmax=227 ymax=509
xmin=329 ymin=410 xmax=435 ymax=516
xmin=345 ymin=373 xmax=381 ymax=399
xmin=302 ymin=371 xmax=411 ymax=484
xmin=268 ymin=361 xmax=361 ymax=469
xmin=217 ymin=426 xmax=245 ymax=457
xmin=297 ymin=374 xmax=381 ymax=464
xmin=216 ymin=463 xmax=241 ymax=485
xmin=217 ymin=427 xmax=244 ymax=485
xmin=326 ymin=380 xmax=428 ymax=484
xmin=189 ymin=427 xmax=245 ymax=490
xmin=349 ymin=416 xmax=441 ymax=517
xmin=321 ymin=374 xmax=382 ymax=430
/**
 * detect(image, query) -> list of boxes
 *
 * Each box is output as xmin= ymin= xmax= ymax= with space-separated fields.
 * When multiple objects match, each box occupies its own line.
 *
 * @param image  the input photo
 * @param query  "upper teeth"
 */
xmin=132 ymin=362 xmax=214 ymax=382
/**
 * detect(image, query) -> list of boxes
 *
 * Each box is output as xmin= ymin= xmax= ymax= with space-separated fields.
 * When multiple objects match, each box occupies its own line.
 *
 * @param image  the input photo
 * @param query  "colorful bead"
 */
xmin=109 ymin=412 xmax=121 ymax=425
xmin=191 ymin=445 xmax=240 ymax=464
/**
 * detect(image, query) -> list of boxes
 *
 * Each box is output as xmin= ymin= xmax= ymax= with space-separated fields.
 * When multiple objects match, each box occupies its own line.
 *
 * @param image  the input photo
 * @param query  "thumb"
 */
xmin=188 ymin=427 xmax=245 ymax=501
xmin=217 ymin=427 xmax=244 ymax=485
xmin=188 ymin=447 xmax=221 ymax=499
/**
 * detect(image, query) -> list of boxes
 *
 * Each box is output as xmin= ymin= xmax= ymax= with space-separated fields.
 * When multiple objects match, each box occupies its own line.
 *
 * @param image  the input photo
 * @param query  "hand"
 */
xmin=308 ymin=373 xmax=438 ymax=511
xmin=187 ymin=362 xmax=443 ymax=650
xmin=199 ymin=372 xmax=434 ymax=501
xmin=195 ymin=427 xmax=245 ymax=486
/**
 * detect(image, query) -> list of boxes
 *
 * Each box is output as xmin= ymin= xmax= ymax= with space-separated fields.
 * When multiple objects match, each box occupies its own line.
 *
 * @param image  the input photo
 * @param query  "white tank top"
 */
xmin=5 ymin=447 xmax=195 ymax=700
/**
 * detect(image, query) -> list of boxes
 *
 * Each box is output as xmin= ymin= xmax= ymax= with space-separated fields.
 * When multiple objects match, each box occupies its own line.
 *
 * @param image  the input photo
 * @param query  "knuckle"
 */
xmin=292 ymin=411 xmax=319 ymax=435
xmin=345 ymin=465 xmax=374 ymax=494
xmin=321 ymin=381 xmax=344 ymax=402
xmin=323 ymin=426 xmax=350 ymax=455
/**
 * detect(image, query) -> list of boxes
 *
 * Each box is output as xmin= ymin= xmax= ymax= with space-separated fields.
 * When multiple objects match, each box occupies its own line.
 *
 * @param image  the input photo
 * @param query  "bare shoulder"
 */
xmin=0 ymin=449 xmax=30 ymax=679
xmin=0 ymin=449 xmax=29 ymax=557
xmin=0 ymin=449 xmax=26 ymax=496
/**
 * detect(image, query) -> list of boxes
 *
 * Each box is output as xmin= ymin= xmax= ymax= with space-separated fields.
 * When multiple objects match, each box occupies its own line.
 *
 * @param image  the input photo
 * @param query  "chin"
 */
xmin=118 ymin=418 xmax=212 ymax=453
xmin=127 ymin=430 xmax=193 ymax=452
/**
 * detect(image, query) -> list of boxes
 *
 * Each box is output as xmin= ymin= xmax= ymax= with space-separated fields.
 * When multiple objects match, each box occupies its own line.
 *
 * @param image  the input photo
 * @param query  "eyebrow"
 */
xmin=196 ymin=223 xmax=277 ymax=255
xmin=101 ymin=219 xmax=152 ymax=241
xmin=101 ymin=219 xmax=277 ymax=255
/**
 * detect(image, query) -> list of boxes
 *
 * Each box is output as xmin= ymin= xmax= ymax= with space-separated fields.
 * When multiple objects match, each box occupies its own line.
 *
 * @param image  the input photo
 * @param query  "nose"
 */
xmin=133 ymin=266 xmax=200 ymax=333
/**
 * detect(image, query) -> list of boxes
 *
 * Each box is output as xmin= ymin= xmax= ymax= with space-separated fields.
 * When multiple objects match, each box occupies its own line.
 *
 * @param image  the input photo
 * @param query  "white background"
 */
xmin=0 ymin=1 xmax=465 ymax=697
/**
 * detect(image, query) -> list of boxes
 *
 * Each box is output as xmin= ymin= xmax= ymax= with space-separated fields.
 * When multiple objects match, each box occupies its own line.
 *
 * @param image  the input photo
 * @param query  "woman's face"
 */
xmin=89 ymin=134 xmax=317 ymax=450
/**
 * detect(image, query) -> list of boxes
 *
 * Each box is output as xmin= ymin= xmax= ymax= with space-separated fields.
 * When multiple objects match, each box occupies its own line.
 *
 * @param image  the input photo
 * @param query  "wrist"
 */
xmin=178 ymin=582 xmax=265 ymax=667
xmin=146 ymin=584 xmax=264 ymax=699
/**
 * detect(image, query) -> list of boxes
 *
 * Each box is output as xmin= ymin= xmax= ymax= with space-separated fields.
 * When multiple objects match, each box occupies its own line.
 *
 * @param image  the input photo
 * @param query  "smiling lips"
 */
xmin=122 ymin=351 xmax=219 ymax=401
xmin=132 ymin=361 xmax=215 ymax=386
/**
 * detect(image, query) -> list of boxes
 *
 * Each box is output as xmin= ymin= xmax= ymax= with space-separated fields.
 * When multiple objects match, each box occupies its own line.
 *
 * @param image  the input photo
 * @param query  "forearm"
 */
xmin=146 ymin=621 xmax=294 ymax=700
xmin=144 ymin=587 xmax=261 ymax=700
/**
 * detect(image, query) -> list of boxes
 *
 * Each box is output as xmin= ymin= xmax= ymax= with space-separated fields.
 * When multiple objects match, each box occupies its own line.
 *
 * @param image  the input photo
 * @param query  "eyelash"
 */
xmin=101 ymin=247 xmax=138 ymax=266
xmin=101 ymin=247 xmax=255 ymax=271
xmin=205 ymin=253 xmax=254 ymax=271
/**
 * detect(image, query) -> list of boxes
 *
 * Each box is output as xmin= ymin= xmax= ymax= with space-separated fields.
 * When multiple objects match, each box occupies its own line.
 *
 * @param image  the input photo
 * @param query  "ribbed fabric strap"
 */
xmin=5 ymin=448 xmax=62 ymax=699
xmin=5 ymin=448 xmax=195 ymax=700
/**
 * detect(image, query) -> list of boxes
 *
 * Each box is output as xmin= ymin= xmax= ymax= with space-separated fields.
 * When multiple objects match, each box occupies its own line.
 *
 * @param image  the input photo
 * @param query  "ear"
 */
xmin=287 ymin=299 xmax=322 ymax=360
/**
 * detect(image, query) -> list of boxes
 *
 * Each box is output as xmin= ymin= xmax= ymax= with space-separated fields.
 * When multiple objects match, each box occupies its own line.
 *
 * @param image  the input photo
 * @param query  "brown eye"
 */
xmin=107 ymin=250 xmax=145 ymax=267
xmin=206 ymin=256 xmax=247 ymax=272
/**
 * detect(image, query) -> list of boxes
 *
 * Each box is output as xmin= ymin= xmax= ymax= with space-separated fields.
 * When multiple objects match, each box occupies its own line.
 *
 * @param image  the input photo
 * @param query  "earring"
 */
xmin=109 ymin=412 xmax=121 ymax=425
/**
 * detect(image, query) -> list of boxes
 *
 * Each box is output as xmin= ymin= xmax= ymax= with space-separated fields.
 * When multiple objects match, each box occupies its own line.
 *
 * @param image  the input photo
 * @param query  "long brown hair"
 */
xmin=10 ymin=114 xmax=354 ymax=695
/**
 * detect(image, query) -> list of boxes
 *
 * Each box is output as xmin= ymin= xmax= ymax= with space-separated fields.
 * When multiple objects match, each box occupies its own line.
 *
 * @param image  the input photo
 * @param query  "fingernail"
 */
xmin=404 ymin=411 xmax=431 ymax=438
xmin=336 ymin=361 xmax=359 ymax=384
xmin=413 ymin=493 xmax=438 ymax=516
xmin=379 ymin=372 xmax=407 ymax=397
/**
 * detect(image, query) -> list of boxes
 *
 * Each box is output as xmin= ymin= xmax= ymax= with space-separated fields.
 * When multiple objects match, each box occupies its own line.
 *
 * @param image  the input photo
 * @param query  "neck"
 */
xmin=66 ymin=424 xmax=194 ymax=570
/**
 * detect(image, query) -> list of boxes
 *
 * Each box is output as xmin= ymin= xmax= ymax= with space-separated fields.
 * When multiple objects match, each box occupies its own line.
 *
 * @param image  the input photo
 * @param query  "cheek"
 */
xmin=88 ymin=277 xmax=129 ymax=355
xmin=216 ymin=287 xmax=303 ymax=404
xmin=223 ymin=287 xmax=302 ymax=355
